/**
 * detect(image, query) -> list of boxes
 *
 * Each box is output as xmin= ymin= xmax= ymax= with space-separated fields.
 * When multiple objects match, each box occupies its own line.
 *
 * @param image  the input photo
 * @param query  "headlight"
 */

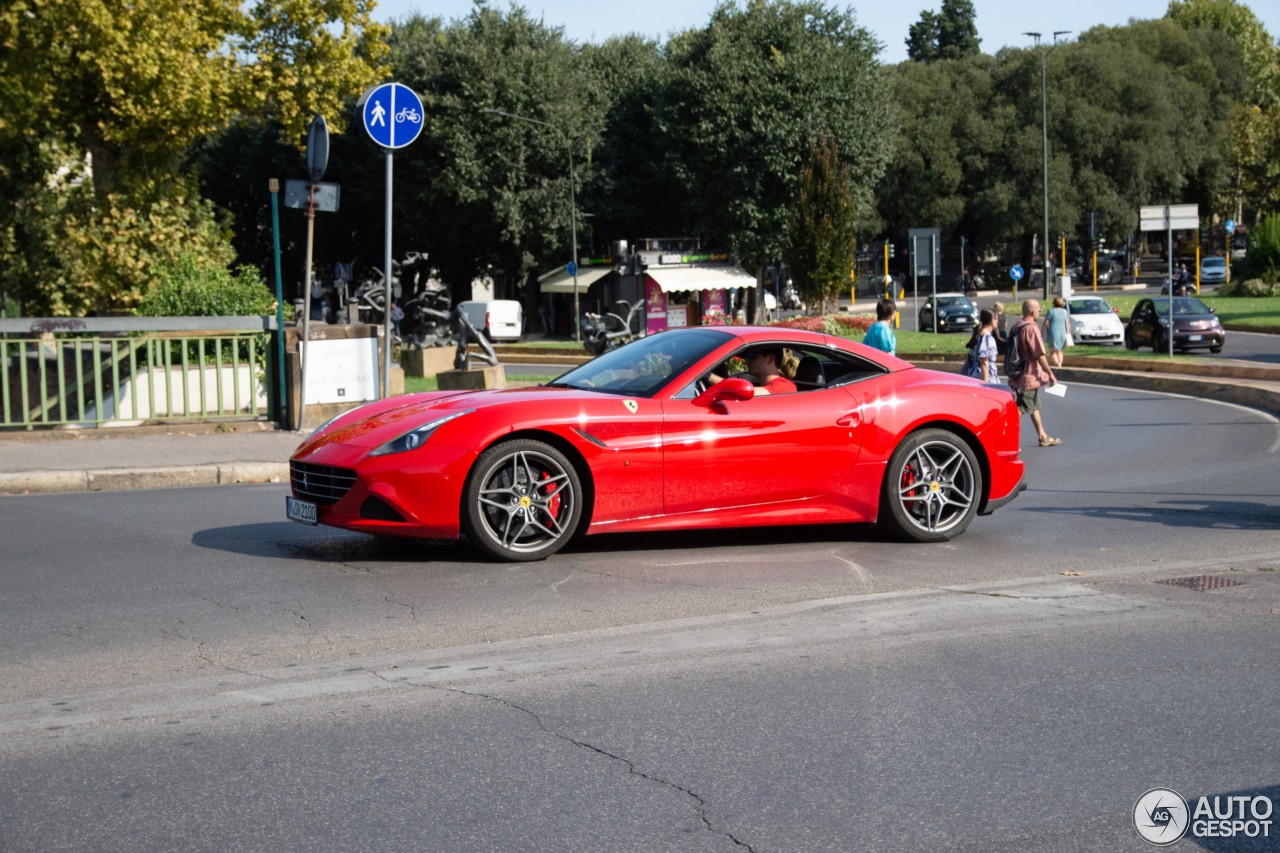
xmin=1158 ymin=317 xmax=1170 ymax=327
xmin=370 ymin=410 xmax=473 ymax=457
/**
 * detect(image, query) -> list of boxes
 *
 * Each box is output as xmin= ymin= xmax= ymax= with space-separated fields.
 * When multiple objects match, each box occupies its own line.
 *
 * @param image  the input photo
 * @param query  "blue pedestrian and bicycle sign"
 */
xmin=360 ymin=82 xmax=424 ymax=150
xmin=1009 ymin=264 xmax=1024 ymax=281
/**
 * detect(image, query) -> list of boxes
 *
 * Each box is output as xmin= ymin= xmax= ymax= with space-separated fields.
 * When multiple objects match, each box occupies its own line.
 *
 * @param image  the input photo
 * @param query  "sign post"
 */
xmin=300 ymin=117 xmax=329 ymax=398
xmin=360 ymin=82 xmax=425 ymax=399
xmin=1139 ymin=203 xmax=1199 ymax=358
xmin=908 ymin=227 xmax=940 ymax=332
xmin=269 ymin=179 xmax=287 ymax=427
xmin=1225 ymin=218 xmax=1236 ymax=284
xmin=1010 ymin=264 xmax=1024 ymax=302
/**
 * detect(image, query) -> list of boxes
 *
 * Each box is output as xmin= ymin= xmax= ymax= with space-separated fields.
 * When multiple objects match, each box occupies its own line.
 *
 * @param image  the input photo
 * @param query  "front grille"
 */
xmin=290 ymin=461 xmax=357 ymax=506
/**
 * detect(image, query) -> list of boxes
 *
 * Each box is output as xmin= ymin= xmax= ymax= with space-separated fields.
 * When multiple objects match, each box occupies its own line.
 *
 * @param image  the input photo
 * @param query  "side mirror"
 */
xmin=693 ymin=376 xmax=755 ymax=410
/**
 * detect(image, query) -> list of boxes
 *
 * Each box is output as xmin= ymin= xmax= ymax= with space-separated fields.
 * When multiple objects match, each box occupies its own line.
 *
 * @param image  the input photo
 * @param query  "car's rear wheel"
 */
xmin=1124 ymin=329 xmax=1137 ymax=350
xmin=880 ymin=428 xmax=982 ymax=543
xmin=462 ymin=439 xmax=583 ymax=561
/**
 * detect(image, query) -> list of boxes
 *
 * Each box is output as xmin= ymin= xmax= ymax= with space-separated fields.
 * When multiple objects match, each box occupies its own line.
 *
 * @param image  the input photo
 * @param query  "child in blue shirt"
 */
xmin=862 ymin=298 xmax=897 ymax=356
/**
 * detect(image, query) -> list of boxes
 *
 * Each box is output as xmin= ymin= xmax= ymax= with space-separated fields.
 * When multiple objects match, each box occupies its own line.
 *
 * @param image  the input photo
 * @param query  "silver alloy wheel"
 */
xmin=881 ymin=429 xmax=981 ymax=542
xmin=464 ymin=440 xmax=581 ymax=561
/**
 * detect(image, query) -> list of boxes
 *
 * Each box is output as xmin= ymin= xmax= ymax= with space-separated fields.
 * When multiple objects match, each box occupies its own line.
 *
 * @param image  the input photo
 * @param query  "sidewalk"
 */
xmin=0 ymin=422 xmax=301 ymax=495
xmin=1 ymin=358 xmax=1277 ymax=496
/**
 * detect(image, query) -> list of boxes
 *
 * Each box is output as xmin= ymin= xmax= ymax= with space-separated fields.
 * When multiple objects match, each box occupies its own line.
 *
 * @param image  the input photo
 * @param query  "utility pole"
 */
xmin=1024 ymin=30 xmax=1070 ymax=300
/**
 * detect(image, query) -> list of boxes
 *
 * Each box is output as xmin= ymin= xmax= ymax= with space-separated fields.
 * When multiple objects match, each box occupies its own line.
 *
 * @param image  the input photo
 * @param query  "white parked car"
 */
xmin=1066 ymin=296 xmax=1124 ymax=345
xmin=456 ymin=299 xmax=523 ymax=342
xmin=1200 ymin=256 xmax=1227 ymax=284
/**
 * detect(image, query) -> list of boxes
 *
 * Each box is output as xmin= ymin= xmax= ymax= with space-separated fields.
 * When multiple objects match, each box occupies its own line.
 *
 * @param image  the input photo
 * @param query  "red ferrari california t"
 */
xmin=287 ymin=326 xmax=1025 ymax=561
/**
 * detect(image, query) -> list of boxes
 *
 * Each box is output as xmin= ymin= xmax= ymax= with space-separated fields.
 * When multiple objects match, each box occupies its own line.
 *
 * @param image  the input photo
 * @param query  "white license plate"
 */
xmin=1186 ymin=335 xmax=1203 ymax=341
xmin=286 ymin=496 xmax=318 ymax=525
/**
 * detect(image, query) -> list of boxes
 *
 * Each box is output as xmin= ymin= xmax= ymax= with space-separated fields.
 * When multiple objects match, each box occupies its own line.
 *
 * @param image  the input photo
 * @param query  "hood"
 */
xmin=298 ymin=386 xmax=573 ymax=452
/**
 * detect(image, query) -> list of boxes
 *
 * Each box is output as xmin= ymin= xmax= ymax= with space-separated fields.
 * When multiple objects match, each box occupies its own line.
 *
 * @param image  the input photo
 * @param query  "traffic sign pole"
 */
xmin=358 ymin=82 xmax=425 ymax=399
xmin=299 ymin=116 xmax=329 ymax=423
xmin=382 ymin=149 xmax=393 ymax=399
xmin=1225 ymin=219 xmax=1236 ymax=285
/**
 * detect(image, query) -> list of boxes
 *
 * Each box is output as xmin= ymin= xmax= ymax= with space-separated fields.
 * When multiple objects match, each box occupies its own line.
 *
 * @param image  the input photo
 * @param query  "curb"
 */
xmin=0 ymin=462 xmax=289 ymax=496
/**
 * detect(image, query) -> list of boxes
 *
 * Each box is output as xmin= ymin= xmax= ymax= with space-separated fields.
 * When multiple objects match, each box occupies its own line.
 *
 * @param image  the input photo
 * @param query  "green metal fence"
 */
xmin=0 ymin=317 xmax=278 ymax=430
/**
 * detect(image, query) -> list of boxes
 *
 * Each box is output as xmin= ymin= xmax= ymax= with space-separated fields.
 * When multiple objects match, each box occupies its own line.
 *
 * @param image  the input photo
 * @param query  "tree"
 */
xmin=788 ymin=135 xmax=858 ymax=312
xmin=0 ymin=0 xmax=387 ymax=314
xmin=906 ymin=0 xmax=981 ymax=63
xmin=377 ymin=8 xmax=609 ymax=305
xmin=1166 ymin=0 xmax=1280 ymax=223
xmin=878 ymin=56 xmax=998 ymax=250
xmin=580 ymin=36 xmax=670 ymax=246
xmin=656 ymin=0 xmax=894 ymax=272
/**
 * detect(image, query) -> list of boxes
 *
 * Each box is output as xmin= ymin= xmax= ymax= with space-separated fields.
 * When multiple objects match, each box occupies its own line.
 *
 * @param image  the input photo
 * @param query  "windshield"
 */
xmin=1151 ymin=297 xmax=1211 ymax=316
xmin=1068 ymin=299 xmax=1112 ymax=315
xmin=1202 ymin=258 xmax=1225 ymax=269
xmin=936 ymin=296 xmax=971 ymax=308
xmin=548 ymin=328 xmax=732 ymax=398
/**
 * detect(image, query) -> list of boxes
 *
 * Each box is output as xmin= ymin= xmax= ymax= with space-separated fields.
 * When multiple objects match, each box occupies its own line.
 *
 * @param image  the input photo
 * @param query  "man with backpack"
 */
xmin=1006 ymin=299 xmax=1061 ymax=447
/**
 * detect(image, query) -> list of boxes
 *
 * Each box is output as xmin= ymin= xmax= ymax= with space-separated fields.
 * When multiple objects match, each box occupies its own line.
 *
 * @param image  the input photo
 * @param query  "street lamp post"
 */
xmin=481 ymin=108 xmax=580 ymax=341
xmin=1024 ymin=30 xmax=1070 ymax=301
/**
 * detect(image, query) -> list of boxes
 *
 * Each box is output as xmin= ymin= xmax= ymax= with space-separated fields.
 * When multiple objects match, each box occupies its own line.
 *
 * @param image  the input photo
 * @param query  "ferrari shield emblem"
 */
xmin=623 ymin=400 xmax=638 ymax=414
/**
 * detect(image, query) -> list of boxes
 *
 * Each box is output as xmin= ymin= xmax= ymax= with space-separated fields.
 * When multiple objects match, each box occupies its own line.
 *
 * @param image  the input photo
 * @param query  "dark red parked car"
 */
xmin=1125 ymin=296 xmax=1225 ymax=353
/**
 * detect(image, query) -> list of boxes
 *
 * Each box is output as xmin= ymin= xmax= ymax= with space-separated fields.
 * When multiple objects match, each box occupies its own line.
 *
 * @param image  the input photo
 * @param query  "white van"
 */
xmin=457 ymin=299 xmax=523 ymax=342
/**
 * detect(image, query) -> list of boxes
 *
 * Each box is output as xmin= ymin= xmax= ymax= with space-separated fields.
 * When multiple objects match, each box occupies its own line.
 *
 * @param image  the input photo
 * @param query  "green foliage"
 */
xmin=880 ymin=19 xmax=1243 ymax=266
xmin=385 ymin=8 xmax=607 ymax=298
xmin=0 ymin=0 xmax=386 ymax=316
xmin=1219 ymin=278 xmax=1278 ymax=296
xmin=136 ymin=254 xmax=290 ymax=374
xmin=906 ymin=0 xmax=981 ymax=63
xmin=658 ymin=0 xmax=894 ymax=270
xmin=788 ymin=135 xmax=858 ymax=313
xmin=1235 ymin=214 xmax=1280 ymax=284
xmin=15 ymin=176 xmax=239 ymax=316
xmin=1166 ymin=0 xmax=1280 ymax=224
xmin=137 ymin=254 xmax=289 ymax=317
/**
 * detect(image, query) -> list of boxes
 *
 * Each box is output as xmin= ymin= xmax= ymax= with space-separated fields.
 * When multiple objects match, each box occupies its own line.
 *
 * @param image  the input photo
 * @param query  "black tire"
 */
xmin=461 ymin=439 xmax=583 ymax=561
xmin=1124 ymin=329 xmax=1137 ymax=350
xmin=1210 ymin=345 xmax=1222 ymax=354
xmin=879 ymin=429 xmax=982 ymax=543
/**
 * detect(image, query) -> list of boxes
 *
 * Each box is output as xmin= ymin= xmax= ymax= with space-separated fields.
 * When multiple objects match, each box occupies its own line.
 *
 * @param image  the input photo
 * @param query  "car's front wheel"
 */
xmin=461 ymin=439 xmax=583 ymax=561
xmin=880 ymin=429 xmax=982 ymax=543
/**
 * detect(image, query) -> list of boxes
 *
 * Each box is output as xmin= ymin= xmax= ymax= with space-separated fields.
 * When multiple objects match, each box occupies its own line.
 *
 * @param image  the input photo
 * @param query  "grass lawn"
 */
xmin=404 ymin=373 xmax=549 ymax=393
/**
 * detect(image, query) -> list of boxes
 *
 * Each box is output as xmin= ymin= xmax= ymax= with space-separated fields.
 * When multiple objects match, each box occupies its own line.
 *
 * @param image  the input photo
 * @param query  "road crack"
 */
xmin=437 ymin=684 xmax=757 ymax=851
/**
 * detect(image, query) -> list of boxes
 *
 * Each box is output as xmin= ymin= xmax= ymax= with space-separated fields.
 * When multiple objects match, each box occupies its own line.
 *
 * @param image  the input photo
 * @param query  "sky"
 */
xmin=372 ymin=0 xmax=1279 ymax=64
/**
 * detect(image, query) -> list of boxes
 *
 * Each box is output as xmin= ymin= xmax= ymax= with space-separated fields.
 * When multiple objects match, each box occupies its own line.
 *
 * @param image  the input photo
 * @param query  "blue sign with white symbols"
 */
xmin=1225 ymin=219 xmax=1236 ymax=235
xmin=361 ymin=82 xmax=424 ymax=150
xmin=1010 ymin=264 xmax=1024 ymax=281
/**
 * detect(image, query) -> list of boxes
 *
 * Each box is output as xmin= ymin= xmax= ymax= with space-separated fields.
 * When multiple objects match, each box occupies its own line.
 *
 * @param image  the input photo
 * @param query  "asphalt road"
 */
xmin=2 ymin=383 xmax=1278 ymax=851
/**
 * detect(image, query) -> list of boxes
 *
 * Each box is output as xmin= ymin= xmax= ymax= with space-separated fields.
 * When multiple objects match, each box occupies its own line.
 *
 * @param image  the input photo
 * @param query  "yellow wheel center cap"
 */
xmin=930 ymin=481 xmax=941 ymax=492
xmin=518 ymin=495 xmax=533 ymax=509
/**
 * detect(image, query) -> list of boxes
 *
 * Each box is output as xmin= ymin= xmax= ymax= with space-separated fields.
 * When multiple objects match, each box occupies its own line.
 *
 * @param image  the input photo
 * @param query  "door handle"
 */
xmin=837 ymin=411 xmax=860 ymax=427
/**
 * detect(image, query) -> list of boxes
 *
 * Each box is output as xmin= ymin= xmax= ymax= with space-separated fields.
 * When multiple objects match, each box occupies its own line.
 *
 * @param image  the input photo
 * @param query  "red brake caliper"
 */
xmin=540 ymin=470 xmax=561 ymax=519
xmin=900 ymin=464 xmax=921 ymax=510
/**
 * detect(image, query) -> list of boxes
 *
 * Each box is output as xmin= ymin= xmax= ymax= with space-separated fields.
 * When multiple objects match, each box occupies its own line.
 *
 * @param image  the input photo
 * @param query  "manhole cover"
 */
xmin=1157 ymin=575 xmax=1246 ymax=592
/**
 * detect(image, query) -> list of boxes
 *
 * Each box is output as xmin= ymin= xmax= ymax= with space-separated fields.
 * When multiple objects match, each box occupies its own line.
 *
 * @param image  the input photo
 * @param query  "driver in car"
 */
xmin=708 ymin=346 xmax=797 ymax=395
